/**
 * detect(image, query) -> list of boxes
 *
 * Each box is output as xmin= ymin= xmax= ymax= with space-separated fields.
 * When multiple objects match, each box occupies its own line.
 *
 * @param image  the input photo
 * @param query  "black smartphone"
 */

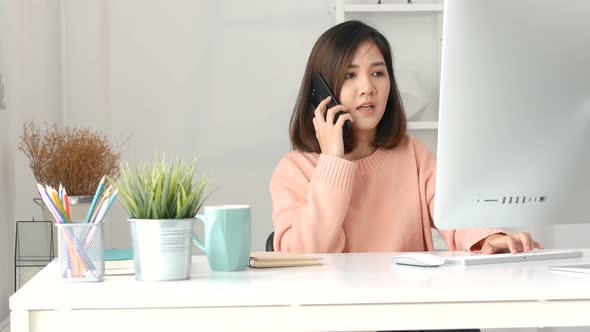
xmin=310 ymin=74 xmax=351 ymax=135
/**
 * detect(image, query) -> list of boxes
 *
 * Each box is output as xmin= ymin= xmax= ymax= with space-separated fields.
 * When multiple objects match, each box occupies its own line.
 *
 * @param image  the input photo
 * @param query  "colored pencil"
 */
xmin=37 ymin=184 xmax=65 ymax=224
xmin=63 ymin=187 xmax=70 ymax=219
xmin=88 ymin=186 xmax=111 ymax=224
xmin=85 ymin=175 xmax=106 ymax=223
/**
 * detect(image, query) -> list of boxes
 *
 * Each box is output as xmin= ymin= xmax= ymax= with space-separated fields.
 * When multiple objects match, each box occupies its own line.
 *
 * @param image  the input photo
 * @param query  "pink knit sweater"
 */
xmin=270 ymin=135 xmax=501 ymax=253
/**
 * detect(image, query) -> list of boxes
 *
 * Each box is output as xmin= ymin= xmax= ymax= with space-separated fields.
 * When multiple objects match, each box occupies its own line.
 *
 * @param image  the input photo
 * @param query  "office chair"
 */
xmin=266 ymin=232 xmax=274 ymax=252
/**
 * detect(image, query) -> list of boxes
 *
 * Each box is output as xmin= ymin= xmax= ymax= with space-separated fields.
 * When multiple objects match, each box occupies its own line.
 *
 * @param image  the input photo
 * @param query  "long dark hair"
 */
xmin=289 ymin=20 xmax=407 ymax=153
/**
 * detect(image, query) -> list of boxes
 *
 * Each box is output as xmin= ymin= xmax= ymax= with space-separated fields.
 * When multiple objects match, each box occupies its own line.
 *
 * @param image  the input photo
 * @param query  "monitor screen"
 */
xmin=434 ymin=0 xmax=590 ymax=229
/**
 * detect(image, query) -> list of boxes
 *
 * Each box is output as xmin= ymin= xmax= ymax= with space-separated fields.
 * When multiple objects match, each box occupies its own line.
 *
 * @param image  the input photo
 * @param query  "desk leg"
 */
xmin=10 ymin=310 xmax=30 ymax=332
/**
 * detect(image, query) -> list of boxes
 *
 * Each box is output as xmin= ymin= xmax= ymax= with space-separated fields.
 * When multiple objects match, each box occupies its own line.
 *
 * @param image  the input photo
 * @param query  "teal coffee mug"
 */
xmin=193 ymin=205 xmax=251 ymax=271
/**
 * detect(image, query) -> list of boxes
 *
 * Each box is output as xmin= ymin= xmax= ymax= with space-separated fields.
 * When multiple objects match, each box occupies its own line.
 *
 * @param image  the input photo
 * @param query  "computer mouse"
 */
xmin=392 ymin=253 xmax=445 ymax=267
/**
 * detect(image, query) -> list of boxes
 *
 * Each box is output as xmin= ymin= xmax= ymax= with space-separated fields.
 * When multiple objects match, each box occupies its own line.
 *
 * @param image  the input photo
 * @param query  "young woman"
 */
xmin=270 ymin=20 xmax=543 ymax=256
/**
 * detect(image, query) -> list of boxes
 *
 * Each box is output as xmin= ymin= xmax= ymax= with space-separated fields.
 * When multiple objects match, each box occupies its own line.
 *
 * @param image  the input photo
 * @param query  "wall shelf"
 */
xmin=407 ymin=121 xmax=438 ymax=130
xmin=335 ymin=0 xmax=443 ymax=151
xmin=343 ymin=4 xmax=443 ymax=13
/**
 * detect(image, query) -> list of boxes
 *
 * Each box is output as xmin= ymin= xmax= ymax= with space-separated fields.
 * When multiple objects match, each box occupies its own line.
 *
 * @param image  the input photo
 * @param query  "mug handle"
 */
xmin=193 ymin=214 xmax=206 ymax=253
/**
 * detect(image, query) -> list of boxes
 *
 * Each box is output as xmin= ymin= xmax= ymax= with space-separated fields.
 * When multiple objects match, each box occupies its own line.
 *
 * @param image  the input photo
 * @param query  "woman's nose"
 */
xmin=359 ymin=76 xmax=376 ymax=96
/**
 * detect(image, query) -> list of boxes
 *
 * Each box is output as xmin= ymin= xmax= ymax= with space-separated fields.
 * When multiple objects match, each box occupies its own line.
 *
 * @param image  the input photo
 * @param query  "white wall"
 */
xmin=0 ymin=114 xmax=12 ymax=323
xmin=0 ymin=0 xmax=15 ymax=320
xmin=0 ymin=32 xmax=13 ymax=325
xmin=56 ymin=0 xmax=335 ymax=251
xmin=10 ymin=0 xmax=63 ymax=222
xmin=0 ymin=0 xmax=62 ymax=320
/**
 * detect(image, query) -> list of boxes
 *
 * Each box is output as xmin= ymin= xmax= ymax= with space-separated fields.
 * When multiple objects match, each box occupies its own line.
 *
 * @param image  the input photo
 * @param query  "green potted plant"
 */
xmin=110 ymin=156 xmax=212 ymax=281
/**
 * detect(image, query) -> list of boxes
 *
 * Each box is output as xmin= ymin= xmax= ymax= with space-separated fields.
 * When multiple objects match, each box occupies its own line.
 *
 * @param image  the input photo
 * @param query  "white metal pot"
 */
xmin=129 ymin=218 xmax=194 ymax=281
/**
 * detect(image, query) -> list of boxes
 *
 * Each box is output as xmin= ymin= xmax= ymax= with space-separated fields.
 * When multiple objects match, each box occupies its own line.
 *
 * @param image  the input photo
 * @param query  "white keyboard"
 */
xmin=444 ymin=249 xmax=583 ymax=266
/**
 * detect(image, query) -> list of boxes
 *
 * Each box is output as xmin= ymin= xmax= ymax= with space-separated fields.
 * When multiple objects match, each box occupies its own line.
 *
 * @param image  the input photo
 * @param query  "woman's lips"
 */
xmin=356 ymin=103 xmax=375 ymax=113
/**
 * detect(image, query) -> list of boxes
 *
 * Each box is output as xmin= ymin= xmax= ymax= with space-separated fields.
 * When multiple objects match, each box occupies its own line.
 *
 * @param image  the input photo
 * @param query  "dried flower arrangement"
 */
xmin=18 ymin=122 xmax=125 ymax=196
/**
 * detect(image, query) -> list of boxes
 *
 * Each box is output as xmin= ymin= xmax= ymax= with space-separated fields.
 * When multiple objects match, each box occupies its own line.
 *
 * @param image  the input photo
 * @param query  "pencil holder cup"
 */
xmin=56 ymin=222 xmax=105 ymax=282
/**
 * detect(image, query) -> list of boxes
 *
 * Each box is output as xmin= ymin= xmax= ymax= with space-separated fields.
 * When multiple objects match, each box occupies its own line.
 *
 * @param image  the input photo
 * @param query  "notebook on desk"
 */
xmin=444 ymin=249 xmax=583 ymax=266
xmin=105 ymin=248 xmax=133 ymax=261
xmin=248 ymin=252 xmax=322 ymax=268
xmin=105 ymin=259 xmax=134 ymax=275
xmin=104 ymin=249 xmax=134 ymax=275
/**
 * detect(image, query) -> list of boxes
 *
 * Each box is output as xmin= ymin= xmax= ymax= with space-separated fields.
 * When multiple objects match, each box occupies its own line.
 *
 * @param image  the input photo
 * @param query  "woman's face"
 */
xmin=338 ymin=41 xmax=390 ymax=134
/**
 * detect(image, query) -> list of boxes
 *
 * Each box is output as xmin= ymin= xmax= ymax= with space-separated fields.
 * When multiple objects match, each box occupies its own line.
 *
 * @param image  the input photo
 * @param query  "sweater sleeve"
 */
xmin=270 ymin=153 xmax=356 ymax=253
xmin=413 ymin=137 xmax=504 ymax=251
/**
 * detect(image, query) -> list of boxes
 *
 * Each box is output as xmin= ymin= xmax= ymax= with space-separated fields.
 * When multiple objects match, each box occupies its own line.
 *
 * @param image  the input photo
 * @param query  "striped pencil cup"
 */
xmin=56 ymin=222 xmax=105 ymax=282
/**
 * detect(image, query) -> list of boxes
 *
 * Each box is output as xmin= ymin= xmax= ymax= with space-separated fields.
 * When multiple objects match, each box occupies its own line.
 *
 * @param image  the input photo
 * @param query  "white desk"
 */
xmin=10 ymin=250 xmax=590 ymax=332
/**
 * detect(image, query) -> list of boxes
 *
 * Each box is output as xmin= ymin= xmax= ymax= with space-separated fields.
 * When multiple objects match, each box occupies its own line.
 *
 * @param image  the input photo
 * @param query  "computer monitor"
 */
xmin=433 ymin=0 xmax=590 ymax=229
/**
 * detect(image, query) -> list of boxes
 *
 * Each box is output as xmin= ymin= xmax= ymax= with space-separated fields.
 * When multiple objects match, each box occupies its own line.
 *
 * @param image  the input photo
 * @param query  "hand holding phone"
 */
xmin=309 ymin=73 xmax=353 ymax=157
xmin=310 ymin=74 xmax=351 ymax=135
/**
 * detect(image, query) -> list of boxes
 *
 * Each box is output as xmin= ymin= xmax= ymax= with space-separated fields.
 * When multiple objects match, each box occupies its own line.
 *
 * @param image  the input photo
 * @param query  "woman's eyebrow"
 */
xmin=348 ymin=61 xmax=386 ymax=68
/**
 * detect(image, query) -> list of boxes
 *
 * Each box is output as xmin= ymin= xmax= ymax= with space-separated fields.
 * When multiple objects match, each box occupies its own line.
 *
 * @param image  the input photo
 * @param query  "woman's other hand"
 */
xmin=312 ymin=96 xmax=354 ymax=158
xmin=481 ymin=232 xmax=545 ymax=254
